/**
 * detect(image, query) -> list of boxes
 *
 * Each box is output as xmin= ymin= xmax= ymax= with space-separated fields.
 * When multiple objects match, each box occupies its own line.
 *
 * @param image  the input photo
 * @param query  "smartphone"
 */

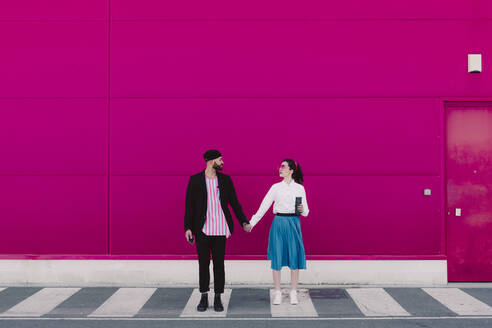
xmin=295 ymin=197 xmax=302 ymax=215
xmin=188 ymin=236 xmax=194 ymax=243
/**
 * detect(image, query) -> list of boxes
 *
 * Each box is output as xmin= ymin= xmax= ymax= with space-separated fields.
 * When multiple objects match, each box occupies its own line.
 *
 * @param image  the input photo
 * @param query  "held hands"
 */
xmin=243 ymin=223 xmax=252 ymax=233
xmin=185 ymin=229 xmax=194 ymax=244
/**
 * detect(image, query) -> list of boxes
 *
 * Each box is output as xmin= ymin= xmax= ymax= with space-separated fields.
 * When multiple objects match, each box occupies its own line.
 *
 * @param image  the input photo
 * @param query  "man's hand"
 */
xmin=185 ymin=229 xmax=194 ymax=244
xmin=243 ymin=224 xmax=252 ymax=233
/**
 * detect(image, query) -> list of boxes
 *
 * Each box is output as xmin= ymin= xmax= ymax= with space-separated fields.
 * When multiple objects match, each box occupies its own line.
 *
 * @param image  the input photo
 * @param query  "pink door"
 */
xmin=446 ymin=102 xmax=492 ymax=281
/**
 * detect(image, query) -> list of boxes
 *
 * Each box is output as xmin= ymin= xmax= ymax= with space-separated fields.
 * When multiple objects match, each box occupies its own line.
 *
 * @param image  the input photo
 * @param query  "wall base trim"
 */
xmin=0 ymin=260 xmax=447 ymax=286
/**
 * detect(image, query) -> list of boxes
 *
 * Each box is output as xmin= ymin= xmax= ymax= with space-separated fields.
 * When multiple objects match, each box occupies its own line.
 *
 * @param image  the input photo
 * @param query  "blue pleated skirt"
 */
xmin=267 ymin=215 xmax=306 ymax=271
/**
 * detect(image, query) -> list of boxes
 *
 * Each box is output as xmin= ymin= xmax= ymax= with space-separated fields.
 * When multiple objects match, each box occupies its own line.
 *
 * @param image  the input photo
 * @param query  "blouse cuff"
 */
xmin=249 ymin=215 xmax=259 ymax=228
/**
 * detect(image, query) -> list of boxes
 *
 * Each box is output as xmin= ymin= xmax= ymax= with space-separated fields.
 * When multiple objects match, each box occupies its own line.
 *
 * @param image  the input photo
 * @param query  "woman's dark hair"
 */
xmin=282 ymin=158 xmax=304 ymax=185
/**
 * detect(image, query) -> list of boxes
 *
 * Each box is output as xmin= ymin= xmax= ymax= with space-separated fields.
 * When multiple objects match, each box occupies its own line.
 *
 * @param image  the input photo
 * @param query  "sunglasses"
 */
xmin=278 ymin=164 xmax=289 ymax=170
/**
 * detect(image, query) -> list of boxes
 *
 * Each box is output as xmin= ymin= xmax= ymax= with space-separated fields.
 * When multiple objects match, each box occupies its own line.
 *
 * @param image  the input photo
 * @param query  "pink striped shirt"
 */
xmin=202 ymin=175 xmax=231 ymax=238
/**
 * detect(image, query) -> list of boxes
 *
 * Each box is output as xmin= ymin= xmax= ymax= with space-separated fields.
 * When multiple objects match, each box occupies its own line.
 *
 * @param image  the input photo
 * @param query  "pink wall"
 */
xmin=0 ymin=1 xmax=490 ymax=257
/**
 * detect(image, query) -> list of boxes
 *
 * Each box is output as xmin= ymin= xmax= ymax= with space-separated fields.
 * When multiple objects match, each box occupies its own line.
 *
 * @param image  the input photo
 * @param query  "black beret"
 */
xmin=203 ymin=149 xmax=222 ymax=161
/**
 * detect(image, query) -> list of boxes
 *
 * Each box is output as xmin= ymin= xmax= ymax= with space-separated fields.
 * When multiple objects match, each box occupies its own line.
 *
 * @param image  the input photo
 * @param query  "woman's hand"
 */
xmin=297 ymin=204 xmax=304 ymax=214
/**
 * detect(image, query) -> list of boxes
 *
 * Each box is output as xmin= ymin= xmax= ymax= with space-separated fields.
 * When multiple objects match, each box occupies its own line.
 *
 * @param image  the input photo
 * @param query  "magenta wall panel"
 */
xmin=0 ymin=1 xmax=107 ymax=20
xmin=110 ymin=176 xmax=192 ymax=255
xmin=231 ymin=176 xmax=441 ymax=255
xmin=299 ymin=176 xmax=441 ymax=255
xmin=110 ymin=175 xmax=440 ymax=255
xmin=0 ymin=22 xmax=107 ymax=98
xmin=0 ymin=99 xmax=107 ymax=175
xmin=111 ymin=0 xmax=492 ymax=20
xmin=110 ymin=175 xmax=280 ymax=255
xmin=0 ymin=176 xmax=107 ymax=254
xmin=110 ymin=20 xmax=491 ymax=98
xmin=110 ymin=98 xmax=440 ymax=176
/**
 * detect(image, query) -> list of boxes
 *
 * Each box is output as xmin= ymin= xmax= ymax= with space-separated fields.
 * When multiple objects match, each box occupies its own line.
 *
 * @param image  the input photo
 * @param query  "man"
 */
xmin=184 ymin=149 xmax=252 ymax=312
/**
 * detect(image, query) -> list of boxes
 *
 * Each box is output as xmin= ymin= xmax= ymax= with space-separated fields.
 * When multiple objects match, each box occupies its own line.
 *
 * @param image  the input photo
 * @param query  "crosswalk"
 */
xmin=0 ymin=287 xmax=490 ymax=318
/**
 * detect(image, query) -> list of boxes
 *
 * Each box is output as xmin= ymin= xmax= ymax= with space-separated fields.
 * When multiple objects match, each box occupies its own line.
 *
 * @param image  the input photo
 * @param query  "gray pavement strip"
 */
xmin=384 ymin=287 xmax=458 ymax=317
xmin=227 ymin=288 xmax=271 ymax=317
xmin=309 ymin=288 xmax=364 ymax=318
xmin=135 ymin=288 xmax=193 ymax=317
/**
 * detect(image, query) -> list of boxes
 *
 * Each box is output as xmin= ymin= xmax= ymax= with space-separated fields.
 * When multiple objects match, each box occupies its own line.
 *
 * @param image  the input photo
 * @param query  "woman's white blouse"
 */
xmin=249 ymin=180 xmax=309 ymax=229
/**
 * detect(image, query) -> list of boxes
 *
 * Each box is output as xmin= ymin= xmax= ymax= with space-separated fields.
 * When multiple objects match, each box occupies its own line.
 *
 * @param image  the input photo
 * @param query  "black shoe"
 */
xmin=214 ymin=294 xmax=224 ymax=312
xmin=197 ymin=294 xmax=208 ymax=312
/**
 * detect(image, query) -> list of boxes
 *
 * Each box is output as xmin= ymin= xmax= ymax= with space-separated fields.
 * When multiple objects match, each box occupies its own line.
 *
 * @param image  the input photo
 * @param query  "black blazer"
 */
xmin=184 ymin=171 xmax=249 ymax=235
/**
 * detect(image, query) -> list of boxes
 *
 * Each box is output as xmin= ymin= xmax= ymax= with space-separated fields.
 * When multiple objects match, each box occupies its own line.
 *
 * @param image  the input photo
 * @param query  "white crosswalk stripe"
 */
xmin=270 ymin=289 xmax=318 ymax=317
xmin=422 ymin=288 xmax=492 ymax=316
xmin=180 ymin=289 xmax=232 ymax=317
xmin=0 ymin=288 xmax=80 ymax=317
xmin=346 ymin=288 xmax=411 ymax=316
xmin=88 ymin=288 xmax=157 ymax=317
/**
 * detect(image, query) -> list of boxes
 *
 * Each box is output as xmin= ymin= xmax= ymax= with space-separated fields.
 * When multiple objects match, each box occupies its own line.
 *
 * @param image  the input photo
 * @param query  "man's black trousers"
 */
xmin=195 ymin=232 xmax=226 ymax=294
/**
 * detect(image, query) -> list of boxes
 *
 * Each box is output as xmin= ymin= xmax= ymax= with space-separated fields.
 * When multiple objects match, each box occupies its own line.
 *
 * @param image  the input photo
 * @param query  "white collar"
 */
xmin=282 ymin=179 xmax=295 ymax=186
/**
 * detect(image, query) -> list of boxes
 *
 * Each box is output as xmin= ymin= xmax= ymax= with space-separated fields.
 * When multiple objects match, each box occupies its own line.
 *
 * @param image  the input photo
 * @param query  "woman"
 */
xmin=249 ymin=159 xmax=309 ymax=305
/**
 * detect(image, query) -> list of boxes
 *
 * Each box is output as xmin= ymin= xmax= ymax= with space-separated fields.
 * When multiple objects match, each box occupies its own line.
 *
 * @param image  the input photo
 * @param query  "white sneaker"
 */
xmin=290 ymin=290 xmax=298 ymax=305
xmin=273 ymin=290 xmax=282 ymax=305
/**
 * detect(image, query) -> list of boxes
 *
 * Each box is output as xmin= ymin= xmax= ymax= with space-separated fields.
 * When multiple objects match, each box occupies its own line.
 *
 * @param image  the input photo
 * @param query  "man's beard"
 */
xmin=213 ymin=163 xmax=223 ymax=171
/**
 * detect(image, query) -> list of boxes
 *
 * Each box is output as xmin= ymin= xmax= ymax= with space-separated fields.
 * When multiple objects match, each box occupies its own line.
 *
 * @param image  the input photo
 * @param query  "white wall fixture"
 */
xmin=468 ymin=54 xmax=482 ymax=73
